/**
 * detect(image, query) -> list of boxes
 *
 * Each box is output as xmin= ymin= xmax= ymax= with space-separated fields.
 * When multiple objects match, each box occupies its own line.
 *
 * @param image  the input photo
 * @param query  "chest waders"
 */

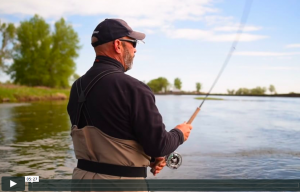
xmin=72 ymin=70 xmax=148 ymax=178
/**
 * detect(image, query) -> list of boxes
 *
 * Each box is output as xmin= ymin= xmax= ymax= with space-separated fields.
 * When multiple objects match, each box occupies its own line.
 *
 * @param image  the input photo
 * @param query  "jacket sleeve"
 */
xmin=130 ymin=82 xmax=184 ymax=157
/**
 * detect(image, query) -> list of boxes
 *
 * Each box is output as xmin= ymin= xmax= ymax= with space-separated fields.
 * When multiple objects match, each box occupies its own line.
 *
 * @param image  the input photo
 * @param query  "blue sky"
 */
xmin=0 ymin=0 xmax=299 ymax=93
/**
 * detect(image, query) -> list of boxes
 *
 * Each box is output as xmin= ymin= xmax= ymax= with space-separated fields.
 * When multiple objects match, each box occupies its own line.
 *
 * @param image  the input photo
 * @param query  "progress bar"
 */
xmin=28 ymin=179 xmax=300 ymax=191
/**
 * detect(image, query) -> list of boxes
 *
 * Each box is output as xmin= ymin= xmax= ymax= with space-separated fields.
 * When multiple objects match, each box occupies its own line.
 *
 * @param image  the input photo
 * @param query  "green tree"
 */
xmin=0 ymin=20 xmax=15 ymax=72
xmin=235 ymin=88 xmax=242 ymax=95
xmin=227 ymin=89 xmax=235 ymax=95
xmin=48 ymin=18 xmax=80 ymax=87
xmin=235 ymin=88 xmax=250 ymax=95
xmin=235 ymin=86 xmax=266 ymax=95
xmin=174 ymin=77 xmax=182 ymax=90
xmin=8 ymin=15 xmax=51 ymax=86
xmin=147 ymin=77 xmax=170 ymax=93
xmin=250 ymin=86 xmax=266 ymax=95
xmin=196 ymin=82 xmax=202 ymax=93
xmin=269 ymin=84 xmax=276 ymax=94
xmin=8 ymin=15 xmax=80 ymax=88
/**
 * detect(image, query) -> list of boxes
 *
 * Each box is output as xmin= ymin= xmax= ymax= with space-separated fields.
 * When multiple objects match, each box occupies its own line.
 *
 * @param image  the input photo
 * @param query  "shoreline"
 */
xmin=155 ymin=93 xmax=300 ymax=98
xmin=1 ymin=84 xmax=299 ymax=103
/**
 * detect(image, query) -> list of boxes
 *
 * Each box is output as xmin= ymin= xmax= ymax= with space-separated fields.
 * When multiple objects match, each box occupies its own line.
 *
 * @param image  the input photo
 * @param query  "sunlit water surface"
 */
xmin=0 ymin=96 xmax=299 ymax=180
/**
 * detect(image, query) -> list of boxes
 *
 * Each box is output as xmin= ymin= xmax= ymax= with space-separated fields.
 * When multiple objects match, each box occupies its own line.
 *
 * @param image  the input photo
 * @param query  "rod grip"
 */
xmin=187 ymin=107 xmax=200 ymax=124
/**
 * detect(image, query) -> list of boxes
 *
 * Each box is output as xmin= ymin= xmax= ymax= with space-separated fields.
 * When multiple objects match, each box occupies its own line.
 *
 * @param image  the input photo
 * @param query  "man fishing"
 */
xmin=67 ymin=18 xmax=193 ymax=181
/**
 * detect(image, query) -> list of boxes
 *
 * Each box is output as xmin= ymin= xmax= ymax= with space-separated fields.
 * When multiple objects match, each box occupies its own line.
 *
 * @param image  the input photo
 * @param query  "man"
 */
xmin=67 ymin=18 xmax=193 ymax=182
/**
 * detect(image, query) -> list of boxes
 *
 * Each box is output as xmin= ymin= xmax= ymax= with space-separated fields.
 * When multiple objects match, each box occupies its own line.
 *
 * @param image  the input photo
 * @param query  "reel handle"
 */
xmin=150 ymin=152 xmax=182 ymax=175
xmin=150 ymin=157 xmax=165 ymax=175
xmin=150 ymin=107 xmax=200 ymax=175
xmin=151 ymin=107 xmax=200 ymax=174
xmin=150 ymin=106 xmax=200 ymax=175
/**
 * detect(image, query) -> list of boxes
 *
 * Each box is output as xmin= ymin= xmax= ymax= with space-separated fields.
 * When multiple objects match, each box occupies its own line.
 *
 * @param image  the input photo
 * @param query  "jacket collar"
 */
xmin=93 ymin=55 xmax=125 ymax=72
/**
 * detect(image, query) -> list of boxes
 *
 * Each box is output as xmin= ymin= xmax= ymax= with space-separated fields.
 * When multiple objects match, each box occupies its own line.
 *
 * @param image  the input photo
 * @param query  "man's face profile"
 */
xmin=122 ymin=41 xmax=135 ymax=71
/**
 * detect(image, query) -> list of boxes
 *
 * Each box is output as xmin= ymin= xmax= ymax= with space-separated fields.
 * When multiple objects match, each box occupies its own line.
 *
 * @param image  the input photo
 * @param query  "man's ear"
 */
xmin=113 ymin=39 xmax=122 ymax=54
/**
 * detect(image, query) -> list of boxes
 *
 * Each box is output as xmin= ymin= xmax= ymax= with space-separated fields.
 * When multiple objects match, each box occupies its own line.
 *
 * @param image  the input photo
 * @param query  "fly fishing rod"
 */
xmin=187 ymin=0 xmax=253 ymax=125
xmin=162 ymin=0 xmax=254 ymax=171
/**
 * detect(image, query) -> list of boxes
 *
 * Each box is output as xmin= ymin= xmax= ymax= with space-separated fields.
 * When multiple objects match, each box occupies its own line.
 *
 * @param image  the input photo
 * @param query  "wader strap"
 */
xmin=77 ymin=159 xmax=147 ymax=178
xmin=73 ymin=70 xmax=147 ymax=177
xmin=74 ymin=70 xmax=122 ymax=127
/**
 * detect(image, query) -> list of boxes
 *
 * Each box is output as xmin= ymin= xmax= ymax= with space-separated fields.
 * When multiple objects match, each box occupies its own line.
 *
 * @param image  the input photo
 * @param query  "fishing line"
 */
xmin=151 ymin=0 xmax=254 ymax=173
xmin=187 ymin=0 xmax=253 ymax=124
xmin=155 ymin=0 xmax=255 ymax=172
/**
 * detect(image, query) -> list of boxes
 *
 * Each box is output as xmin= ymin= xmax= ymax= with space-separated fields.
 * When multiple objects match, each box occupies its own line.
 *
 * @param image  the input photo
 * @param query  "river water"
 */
xmin=0 ymin=95 xmax=299 ymax=180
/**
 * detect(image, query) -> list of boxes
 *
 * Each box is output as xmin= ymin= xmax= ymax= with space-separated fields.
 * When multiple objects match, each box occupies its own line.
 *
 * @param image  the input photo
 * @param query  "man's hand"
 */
xmin=175 ymin=122 xmax=193 ymax=141
xmin=150 ymin=157 xmax=166 ymax=176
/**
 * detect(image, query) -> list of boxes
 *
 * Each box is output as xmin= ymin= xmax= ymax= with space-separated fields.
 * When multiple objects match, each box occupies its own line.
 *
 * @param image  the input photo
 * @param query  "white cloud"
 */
xmin=0 ymin=0 xmax=216 ymax=20
xmin=164 ymin=28 xmax=211 ymax=40
xmin=164 ymin=27 xmax=267 ymax=42
xmin=240 ymin=66 xmax=300 ymax=71
xmin=285 ymin=44 xmax=300 ymax=48
xmin=214 ymin=25 xmax=262 ymax=32
xmin=204 ymin=15 xmax=234 ymax=26
xmin=0 ymin=18 xmax=10 ymax=23
xmin=277 ymin=56 xmax=292 ymax=60
xmin=234 ymin=51 xmax=300 ymax=56
xmin=143 ymin=29 xmax=156 ymax=34
xmin=0 ymin=0 xmax=266 ymax=42
xmin=121 ymin=18 xmax=165 ymax=28
xmin=210 ymin=33 xmax=267 ymax=42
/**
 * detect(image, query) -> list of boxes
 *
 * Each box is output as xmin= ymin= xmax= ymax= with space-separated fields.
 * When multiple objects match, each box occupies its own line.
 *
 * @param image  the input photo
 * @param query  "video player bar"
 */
xmin=26 ymin=179 xmax=299 ymax=191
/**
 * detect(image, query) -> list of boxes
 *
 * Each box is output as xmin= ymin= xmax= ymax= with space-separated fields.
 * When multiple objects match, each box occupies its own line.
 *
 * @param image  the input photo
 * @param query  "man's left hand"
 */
xmin=150 ymin=157 xmax=166 ymax=176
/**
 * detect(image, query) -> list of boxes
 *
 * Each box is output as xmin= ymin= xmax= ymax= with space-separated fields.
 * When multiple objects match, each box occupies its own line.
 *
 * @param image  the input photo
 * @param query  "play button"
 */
xmin=10 ymin=180 xmax=16 ymax=187
xmin=1 ymin=177 xmax=25 ymax=191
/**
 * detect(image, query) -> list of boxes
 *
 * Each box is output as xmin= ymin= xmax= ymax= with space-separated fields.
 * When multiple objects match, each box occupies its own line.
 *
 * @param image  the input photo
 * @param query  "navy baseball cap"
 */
xmin=91 ymin=18 xmax=145 ymax=47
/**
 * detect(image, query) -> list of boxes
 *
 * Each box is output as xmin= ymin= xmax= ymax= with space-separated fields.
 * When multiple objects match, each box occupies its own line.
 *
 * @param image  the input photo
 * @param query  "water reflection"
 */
xmin=0 ymin=101 xmax=74 ymax=178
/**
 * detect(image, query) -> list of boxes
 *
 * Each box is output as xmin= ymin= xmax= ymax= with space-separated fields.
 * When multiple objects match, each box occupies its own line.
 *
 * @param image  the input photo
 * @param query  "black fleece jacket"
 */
xmin=67 ymin=56 xmax=184 ymax=157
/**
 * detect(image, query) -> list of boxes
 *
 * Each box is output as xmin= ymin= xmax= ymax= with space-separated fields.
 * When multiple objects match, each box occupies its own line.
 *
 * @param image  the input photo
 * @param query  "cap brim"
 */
xmin=128 ymin=31 xmax=145 ymax=40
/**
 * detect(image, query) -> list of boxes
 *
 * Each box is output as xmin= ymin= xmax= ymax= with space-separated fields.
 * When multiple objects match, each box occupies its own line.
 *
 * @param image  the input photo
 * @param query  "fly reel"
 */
xmin=165 ymin=151 xmax=182 ymax=169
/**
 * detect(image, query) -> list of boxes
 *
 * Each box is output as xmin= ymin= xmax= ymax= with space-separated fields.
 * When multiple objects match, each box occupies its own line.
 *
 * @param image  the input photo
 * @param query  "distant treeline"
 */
xmin=227 ymin=85 xmax=276 ymax=95
xmin=145 ymin=77 xmax=284 ymax=96
xmin=146 ymin=77 xmax=202 ymax=93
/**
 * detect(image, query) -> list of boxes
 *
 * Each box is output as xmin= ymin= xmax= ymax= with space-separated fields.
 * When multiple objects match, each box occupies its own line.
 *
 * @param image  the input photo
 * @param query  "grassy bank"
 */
xmin=0 ymin=84 xmax=70 ymax=102
xmin=195 ymin=97 xmax=223 ymax=100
